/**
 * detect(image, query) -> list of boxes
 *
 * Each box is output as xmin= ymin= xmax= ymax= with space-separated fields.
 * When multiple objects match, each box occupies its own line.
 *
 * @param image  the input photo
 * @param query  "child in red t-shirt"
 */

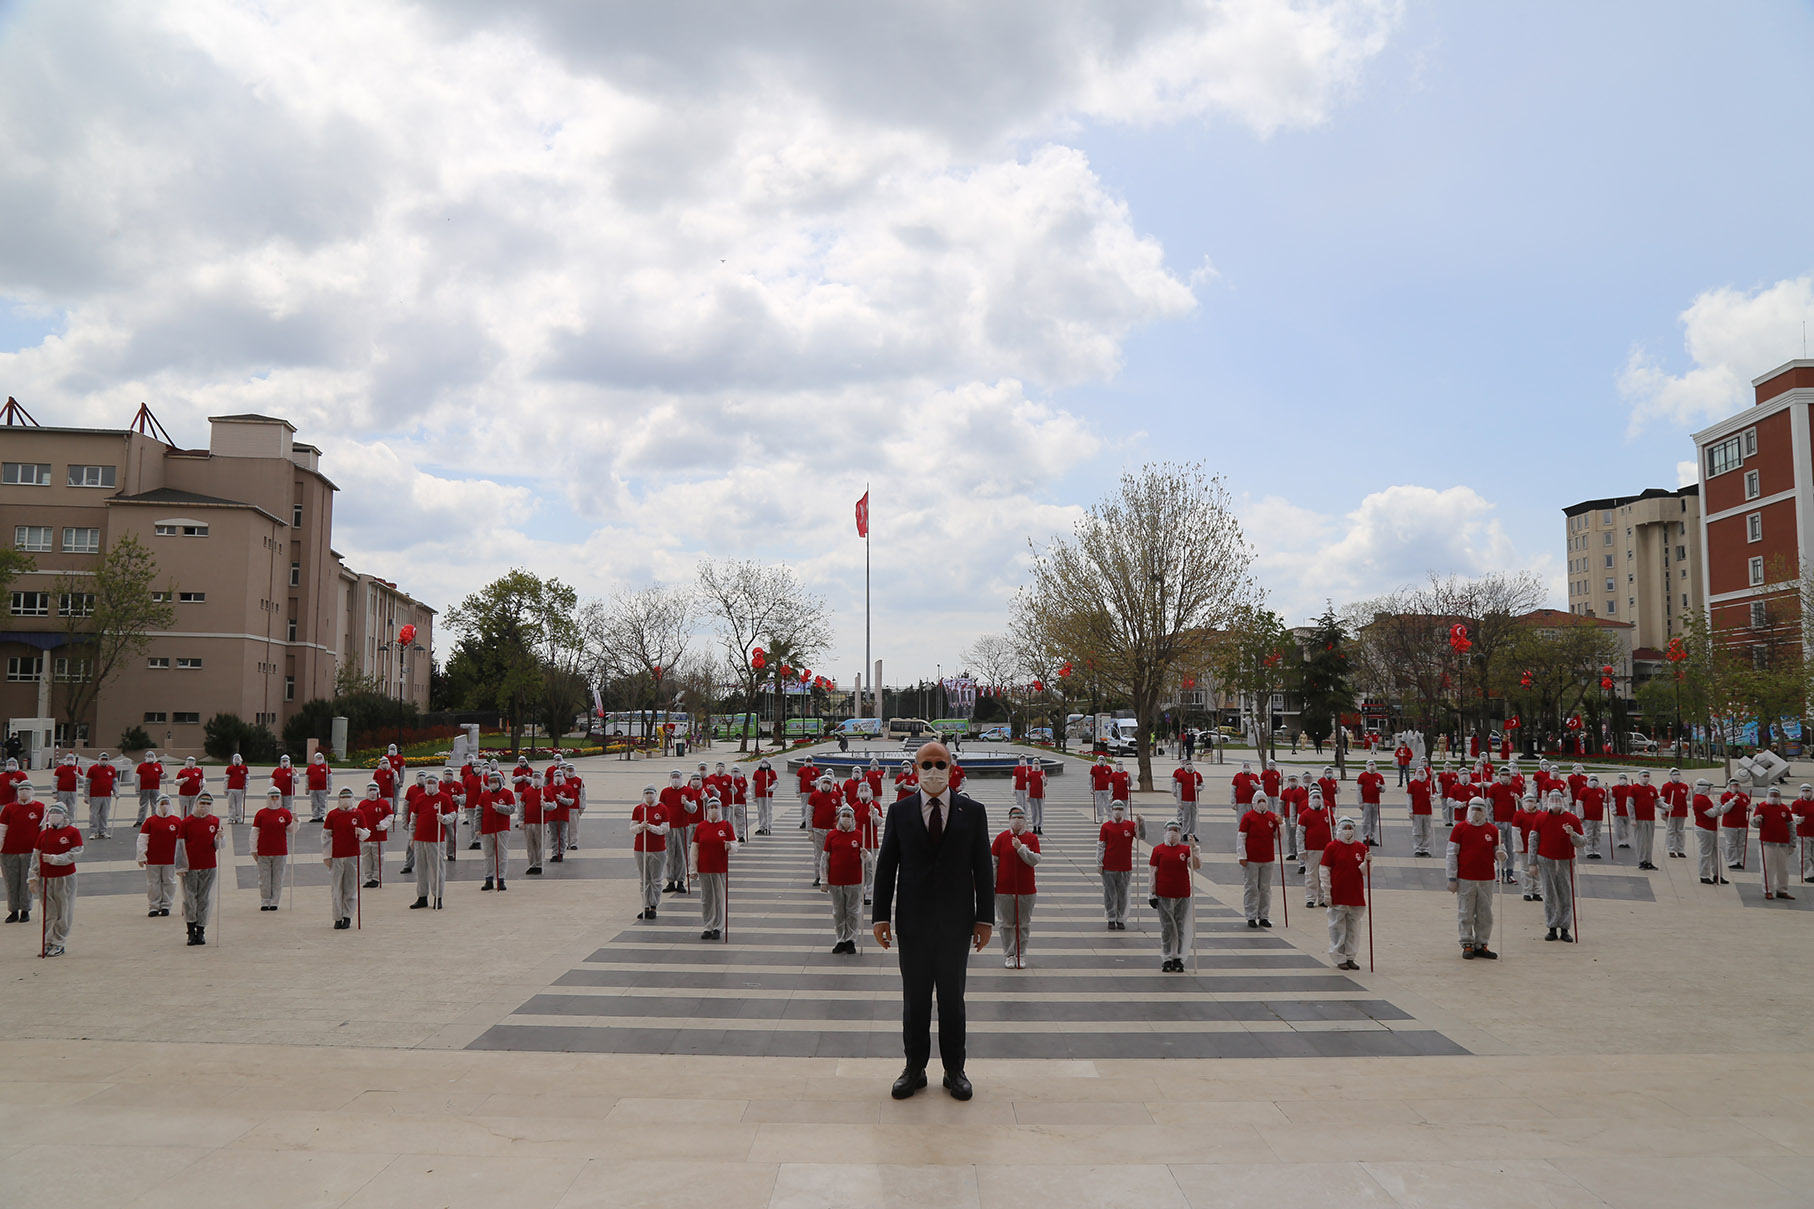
xmin=1148 ymin=819 xmax=1200 ymax=971
xmin=1321 ymin=817 xmax=1370 ymax=970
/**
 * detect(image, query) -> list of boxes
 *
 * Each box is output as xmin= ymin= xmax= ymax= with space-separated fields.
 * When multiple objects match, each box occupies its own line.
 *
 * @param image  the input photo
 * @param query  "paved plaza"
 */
xmin=4 ymin=745 xmax=1812 ymax=1208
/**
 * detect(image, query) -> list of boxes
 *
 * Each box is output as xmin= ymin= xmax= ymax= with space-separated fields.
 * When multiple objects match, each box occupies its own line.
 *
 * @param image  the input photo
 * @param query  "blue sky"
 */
xmin=2 ymin=1 xmax=1810 ymax=683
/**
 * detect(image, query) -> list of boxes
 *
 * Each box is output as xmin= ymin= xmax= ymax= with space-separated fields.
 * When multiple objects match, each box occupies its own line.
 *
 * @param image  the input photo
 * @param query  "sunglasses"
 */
xmin=919 ymin=760 xmax=948 ymax=771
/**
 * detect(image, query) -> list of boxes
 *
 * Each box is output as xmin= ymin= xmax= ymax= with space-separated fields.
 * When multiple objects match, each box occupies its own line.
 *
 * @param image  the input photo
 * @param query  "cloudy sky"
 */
xmin=3 ymin=1 xmax=1812 ymax=684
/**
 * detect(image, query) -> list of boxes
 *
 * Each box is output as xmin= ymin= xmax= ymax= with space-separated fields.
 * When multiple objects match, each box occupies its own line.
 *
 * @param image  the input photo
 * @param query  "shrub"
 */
xmin=204 ymin=713 xmax=279 ymax=762
xmin=119 ymin=725 xmax=153 ymax=753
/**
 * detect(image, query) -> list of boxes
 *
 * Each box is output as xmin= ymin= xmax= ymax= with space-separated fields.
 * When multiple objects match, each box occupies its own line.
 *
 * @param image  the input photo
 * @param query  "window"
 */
xmin=53 ymin=657 xmax=89 ymax=682
xmin=1745 ymin=470 xmax=1760 ymax=500
xmin=65 ymin=464 xmax=116 ymax=487
xmin=175 ymin=657 xmax=202 ymax=669
xmin=1627 ymin=574 xmax=1635 ymax=584
xmin=146 ymin=656 xmax=170 ymax=669
xmin=287 ymin=618 xmax=297 ymax=641
xmin=1682 ymin=593 xmax=1688 ymax=606
xmin=1606 ymin=601 xmax=1616 ymax=615
xmin=57 ymin=593 xmax=94 ymax=617
xmin=293 ymin=503 xmax=303 ymax=527
xmin=61 ymin=527 xmax=100 ymax=553
xmin=154 ymin=523 xmax=209 ymax=537
xmin=5 ymin=656 xmax=41 ymax=682
xmin=1676 ymin=545 xmax=1687 ymax=559
xmin=143 ymin=711 xmax=167 ymax=724
xmin=1 ymin=462 xmax=51 ymax=485
xmin=1748 ymin=513 xmax=1762 ymax=543
xmin=172 ymin=711 xmax=200 ymax=725
xmin=13 ymin=525 xmax=51 ymax=552
xmin=1604 ymin=554 xmax=1614 ymax=569
xmin=289 ymin=562 xmax=300 ymax=586
xmin=53 ymin=722 xmax=89 ymax=746
xmin=1744 ymin=427 xmax=1758 ymax=457
xmin=1601 ymin=510 xmax=1613 ymax=524
xmin=1749 ymin=556 xmax=1765 ymax=586
xmin=1605 ymin=578 xmax=1615 ymax=592
xmin=1680 ymin=568 xmax=1687 ymax=578
xmin=1628 ymin=597 xmax=1635 ymax=610
xmin=1751 ymin=602 xmax=1769 ymax=628
xmin=150 ymin=591 xmax=170 ymax=603
xmin=1706 ymin=436 xmax=1743 ymax=477
xmin=10 ymin=591 xmax=49 ymax=616
xmin=178 ymin=591 xmax=205 ymax=603
xmin=1603 ymin=532 xmax=1613 ymax=546
xmin=284 ymin=676 xmax=295 ymax=701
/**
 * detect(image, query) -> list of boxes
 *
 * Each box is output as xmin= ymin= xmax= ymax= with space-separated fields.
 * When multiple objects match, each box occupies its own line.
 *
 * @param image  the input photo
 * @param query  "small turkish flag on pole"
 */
xmin=855 ymin=491 xmax=869 ymax=538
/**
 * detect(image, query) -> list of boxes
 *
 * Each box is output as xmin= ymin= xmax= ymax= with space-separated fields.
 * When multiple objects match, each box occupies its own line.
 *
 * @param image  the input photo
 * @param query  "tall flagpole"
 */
xmin=865 ymin=483 xmax=871 ymax=723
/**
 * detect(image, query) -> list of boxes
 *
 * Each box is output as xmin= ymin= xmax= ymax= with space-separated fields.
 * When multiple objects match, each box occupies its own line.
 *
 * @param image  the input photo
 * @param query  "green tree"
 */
xmin=1016 ymin=463 xmax=1259 ymax=791
xmin=52 ymin=533 xmax=174 ymax=742
xmin=1204 ymin=605 xmax=1293 ymax=761
xmin=1296 ymin=603 xmax=1356 ymax=764
xmin=0 ymin=549 xmax=33 ymax=598
xmin=446 ymin=569 xmax=575 ymax=753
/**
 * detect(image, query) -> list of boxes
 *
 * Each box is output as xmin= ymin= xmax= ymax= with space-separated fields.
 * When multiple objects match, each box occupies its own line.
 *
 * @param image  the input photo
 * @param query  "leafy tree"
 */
xmin=0 ymin=549 xmax=33 ymax=598
xmin=1296 ymin=603 xmax=1356 ymax=763
xmin=204 ymin=712 xmax=278 ymax=762
xmin=446 ymin=569 xmax=576 ymax=753
xmin=1016 ymin=463 xmax=1258 ymax=790
xmin=52 ymin=534 xmax=174 ymax=743
xmin=1205 ymin=605 xmax=1293 ymax=760
xmin=119 ymin=724 xmax=152 ymax=752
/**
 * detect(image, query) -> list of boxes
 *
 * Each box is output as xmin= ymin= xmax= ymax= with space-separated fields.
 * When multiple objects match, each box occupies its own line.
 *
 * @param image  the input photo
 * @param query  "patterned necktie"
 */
xmin=927 ymin=798 xmax=943 ymax=845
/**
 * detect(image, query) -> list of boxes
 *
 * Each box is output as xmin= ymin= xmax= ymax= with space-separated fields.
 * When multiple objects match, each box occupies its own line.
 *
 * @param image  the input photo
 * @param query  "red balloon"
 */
xmin=751 ymin=652 xmax=766 ymax=669
xmin=1600 ymin=676 xmax=1614 ymax=690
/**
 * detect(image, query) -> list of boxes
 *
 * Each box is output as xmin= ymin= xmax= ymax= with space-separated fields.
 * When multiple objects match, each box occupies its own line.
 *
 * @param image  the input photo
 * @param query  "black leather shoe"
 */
xmin=942 ymin=1070 xmax=973 ymax=1101
xmin=410 ymin=897 xmax=428 ymax=909
xmin=891 ymin=1067 xmax=927 ymax=1100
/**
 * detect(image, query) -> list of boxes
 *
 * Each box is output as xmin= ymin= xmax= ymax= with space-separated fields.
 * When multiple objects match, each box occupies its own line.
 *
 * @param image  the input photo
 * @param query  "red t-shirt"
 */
xmin=1488 ymin=783 xmax=1518 ymax=823
xmin=1322 ymin=838 xmax=1368 ymax=906
xmin=1150 ymin=842 xmax=1194 ymax=897
xmin=632 ymin=802 xmax=668 ymax=852
xmin=35 ymin=825 xmax=81 ymax=878
xmin=180 ymin=815 xmax=222 ymax=869
xmin=177 ymin=768 xmax=204 ymax=796
xmin=795 ymin=765 xmax=818 ymax=794
xmin=1693 ymin=794 xmax=1721 ymax=831
xmin=676 ymin=787 xmax=702 ymax=828
xmin=1238 ymin=809 xmax=1279 ymax=862
xmin=824 ymin=828 xmax=864 ymax=885
xmin=1172 ymin=768 xmax=1201 ymax=802
xmin=1279 ymin=785 xmax=1307 ymax=823
xmin=322 ymin=806 xmax=363 ymax=858
xmin=1630 ymin=784 xmax=1660 ymax=822
xmin=894 ymin=772 xmax=917 ymax=800
xmin=53 ymin=764 xmax=80 ymax=792
xmin=546 ymin=784 xmax=574 ymax=821
xmin=1090 ymin=764 xmax=1113 ymax=791
xmin=1577 ymin=786 xmax=1606 ymax=821
xmin=863 ymin=769 xmax=884 ymax=798
xmin=140 ymin=814 xmax=183 ymax=864
xmin=694 ymin=819 xmax=736 ymax=873
xmin=1449 ymin=820 xmax=1499 ymax=881
xmin=1793 ymin=797 xmax=1814 ymax=838
xmin=1012 ymin=765 xmax=1029 ymax=790
xmin=1110 ymin=770 xmax=1131 ymax=800
xmin=136 ymin=762 xmax=163 ymax=791
xmin=948 ymin=765 xmax=966 ymax=791
xmin=1261 ymin=768 xmax=1282 ymax=796
xmin=753 ymin=768 xmax=778 ymax=796
xmin=411 ymin=790 xmax=453 ymax=841
xmin=1298 ymin=806 xmax=1332 ymax=852
xmin=373 ymin=765 xmax=396 ymax=797
xmin=1026 ymin=770 xmax=1046 ymax=798
xmin=253 ymin=807 xmax=294 ymax=856
xmin=810 ymin=789 xmax=841 ymax=829
xmin=1660 ymin=781 xmax=1689 ymax=817
xmin=1720 ymin=791 xmax=1750 ymax=827
xmin=0 ymin=800 xmax=45 ymax=853
xmin=1755 ymin=801 xmax=1795 ymax=844
xmin=1407 ymin=779 xmax=1432 ymax=815
xmin=224 ymin=763 xmax=249 ymax=790
xmin=305 ymin=763 xmax=330 ymax=791
xmin=480 ymin=790 xmax=514 ymax=835
xmin=1357 ymin=772 xmax=1384 ymax=804
xmin=991 ymin=829 xmax=1038 ymax=895
xmin=1534 ymin=811 xmax=1583 ymax=861
xmin=1098 ymin=819 xmax=1138 ymax=872
xmin=1232 ymin=771 xmax=1258 ymax=804
xmin=1611 ymin=784 xmax=1633 ymax=817
xmin=357 ymin=798 xmax=393 ymax=840
xmin=272 ymin=766 xmax=295 ymax=794
xmin=1395 ymin=745 xmax=1412 ymax=767
xmin=518 ymin=785 xmax=544 ymax=825
xmin=841 ymin=777 xmax=863 ymax=807
xmin=731 ymin=776 xmax=748 ymax=805
xmin=1316 ymin=776 xmax=1339 ymax=806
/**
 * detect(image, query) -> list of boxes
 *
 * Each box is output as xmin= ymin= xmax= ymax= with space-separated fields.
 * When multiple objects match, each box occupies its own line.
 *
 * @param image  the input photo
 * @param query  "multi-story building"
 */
xmin=337 ymin=570 xmax=436 ymax=706
xmin=1561 ymin=486 xmax=1703 ymax=651
xmin=1 ymin=408 xmax=432 ymax=758
xmin=1692 ymin=359 xmax=1814 ymax=659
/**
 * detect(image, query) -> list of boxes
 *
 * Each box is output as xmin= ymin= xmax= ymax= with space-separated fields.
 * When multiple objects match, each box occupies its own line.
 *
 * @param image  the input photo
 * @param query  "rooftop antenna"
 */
xmin=128 ymin=402 xmax=176 ymax=444
xmin=0 ymin=396 xmax=39 ymax=426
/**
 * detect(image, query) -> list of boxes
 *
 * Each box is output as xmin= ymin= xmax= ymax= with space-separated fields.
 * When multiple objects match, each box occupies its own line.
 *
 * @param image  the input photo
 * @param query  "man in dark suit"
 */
xmin=872 ymin=740 xmax=994 ymax=1101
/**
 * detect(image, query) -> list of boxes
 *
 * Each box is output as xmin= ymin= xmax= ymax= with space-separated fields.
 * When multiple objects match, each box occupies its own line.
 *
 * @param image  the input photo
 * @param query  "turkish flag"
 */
xmin=855 ymin=491 xmax=869 ymax=538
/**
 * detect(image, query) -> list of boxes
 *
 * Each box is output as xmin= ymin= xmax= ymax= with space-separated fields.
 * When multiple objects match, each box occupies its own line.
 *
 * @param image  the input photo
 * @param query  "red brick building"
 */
xmin=1692 ymin=360 xmax=1814 ymax=659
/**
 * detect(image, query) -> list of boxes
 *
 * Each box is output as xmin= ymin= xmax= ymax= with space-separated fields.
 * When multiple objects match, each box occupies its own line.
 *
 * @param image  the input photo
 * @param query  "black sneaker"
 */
xmin=1559 ymin=929 xmax=1573 ymax=942
xmin=1247 ymin=920 xmax=1259 ymax=929
xmin=1258 ymin=919 xmax=1271 ymax=928
xmin=1544 ymin=928 xmax=1558 ymax=941
xmin=1462 ymin=947 xmax=1476 ymax=959
xmin=1476 ymin=947 xmax=1497 ymax=959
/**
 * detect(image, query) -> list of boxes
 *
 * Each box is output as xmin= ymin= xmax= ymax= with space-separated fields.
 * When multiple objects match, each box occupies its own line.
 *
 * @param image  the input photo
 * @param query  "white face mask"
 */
xmin=156 ymin=799 xmax=174 ymax=816
xmin=1010 ymin=816 xmax=1026 ymax=833
xmin=837 ymin=814 xmax=855 ymax=831
xmin=669 ymin=775 xmax=682 ymax=786
xmin=858 ymin=788 xmax=872 ymax=802
xmin=707 ymin=807 xmax=721 ymax=822
xmin=365 ymin=788 xmax=379 ymax=799
xmin=642 ymin=793 xmax=656 ymax=806
xmin=917 ymin=757 xmax=950 ymax=798
xmin=1165 ymin=828 xmax=1181 ymax=845
xmin=1337 ymin=825 xmax=1356 ymax=842
xmin=1468 ymin=809 xmax=1487 ymax=825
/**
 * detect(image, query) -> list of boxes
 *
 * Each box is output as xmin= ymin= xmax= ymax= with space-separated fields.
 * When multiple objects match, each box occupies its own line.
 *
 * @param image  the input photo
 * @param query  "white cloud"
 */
xmin=1620 ymin=275 xmax=1814 ymax=436
xmin=0 ymin=0 xmax=1400 ymax=678
xmin=1676 ymin=459 xmax=1698 ymax=489
xmin=1245 ymin=484 xmax=1559 ymax=624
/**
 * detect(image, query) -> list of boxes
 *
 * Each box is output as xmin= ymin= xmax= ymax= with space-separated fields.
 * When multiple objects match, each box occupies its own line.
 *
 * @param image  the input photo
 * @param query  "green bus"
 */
xmin=712 ymin=713 xmax=758 ymax=741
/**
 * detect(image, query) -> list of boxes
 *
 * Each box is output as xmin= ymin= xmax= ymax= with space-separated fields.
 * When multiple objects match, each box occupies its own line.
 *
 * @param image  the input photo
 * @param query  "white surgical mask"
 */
xmin=918 ymin=758 xmax=950 ymax=798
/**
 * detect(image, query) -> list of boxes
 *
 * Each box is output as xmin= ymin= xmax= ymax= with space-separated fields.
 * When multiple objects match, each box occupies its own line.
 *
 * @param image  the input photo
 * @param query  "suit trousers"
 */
xmin=897 ymin=935 xmax=972 ymax=1075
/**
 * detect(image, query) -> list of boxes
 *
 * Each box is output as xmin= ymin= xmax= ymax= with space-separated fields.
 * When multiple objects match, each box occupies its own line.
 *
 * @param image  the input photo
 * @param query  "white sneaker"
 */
xmin=1004 ymin=956 xmax=1017 ymax=968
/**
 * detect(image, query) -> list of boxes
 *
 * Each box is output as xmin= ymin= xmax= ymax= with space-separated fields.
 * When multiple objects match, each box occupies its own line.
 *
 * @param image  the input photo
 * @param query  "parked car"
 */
xmin=976 ymin=726 xmax=1010 ymax=742
xmin=1627 ymin=732 xmax=1658 ymax=754
xmin=1027 ymin=727 xmax=1054 ymax=744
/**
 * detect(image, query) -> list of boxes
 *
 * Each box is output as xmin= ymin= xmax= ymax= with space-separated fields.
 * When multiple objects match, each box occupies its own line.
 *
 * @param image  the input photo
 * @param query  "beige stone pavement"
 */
xmin=5 ymin=744 xmax=1812 ymax=1207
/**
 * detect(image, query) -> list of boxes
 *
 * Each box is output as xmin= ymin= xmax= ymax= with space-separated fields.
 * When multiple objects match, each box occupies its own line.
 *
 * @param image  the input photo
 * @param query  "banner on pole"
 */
xmin=855 ymin=491 xmax=869 ymax=538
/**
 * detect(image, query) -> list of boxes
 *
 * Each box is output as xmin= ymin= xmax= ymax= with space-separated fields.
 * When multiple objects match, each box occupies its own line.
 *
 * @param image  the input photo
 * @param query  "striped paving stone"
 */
xmin=468 ymin=797 xmax=1469 ymax=1059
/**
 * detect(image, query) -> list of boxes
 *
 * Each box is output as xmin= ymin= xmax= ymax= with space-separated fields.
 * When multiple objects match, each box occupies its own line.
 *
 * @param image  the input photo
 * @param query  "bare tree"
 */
xmin=54 ymin=534 xmax=175 ymax=744
xmin=696 ymin=559 xmax=833 ymax=751
xmin=1425 ymin=571 xmax=1545 ymax=745
xmin=963 ymin=632 xmax=1026 ymax=735
xmin=1016 ymin=463 xmax=1259 ymax=790
xmin=585 ymin=585 xmax=693 ymax=747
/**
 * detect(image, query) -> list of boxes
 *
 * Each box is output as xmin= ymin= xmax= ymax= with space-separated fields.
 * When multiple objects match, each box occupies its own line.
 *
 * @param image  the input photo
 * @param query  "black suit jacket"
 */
xmin=872 ymin=790 xmax=994 ymax=944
